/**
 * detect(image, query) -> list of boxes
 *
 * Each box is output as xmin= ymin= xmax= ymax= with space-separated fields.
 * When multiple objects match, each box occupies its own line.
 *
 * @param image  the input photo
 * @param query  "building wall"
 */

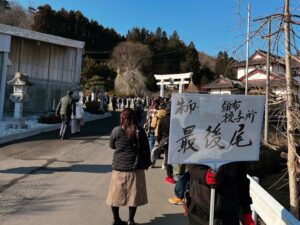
xmin=237 ymin=66 xmax=256 ymax=80
xmin=5 ymin=37 xmax=82 ymax=113
xmin=248 ymin=73 xmax=266 ymax=80
xmin=271 ymin=64 xmax=285 ymax=74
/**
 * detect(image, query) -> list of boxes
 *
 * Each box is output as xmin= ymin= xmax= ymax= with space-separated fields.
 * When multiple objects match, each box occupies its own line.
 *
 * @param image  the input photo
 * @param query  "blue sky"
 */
xmin=18 ymin=0 xmax=300 ymax=59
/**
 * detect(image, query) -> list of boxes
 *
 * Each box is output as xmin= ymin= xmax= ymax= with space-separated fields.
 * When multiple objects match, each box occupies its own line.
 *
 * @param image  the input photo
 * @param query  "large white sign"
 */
xmin=168 ymin=93 xmax=265 ymax=169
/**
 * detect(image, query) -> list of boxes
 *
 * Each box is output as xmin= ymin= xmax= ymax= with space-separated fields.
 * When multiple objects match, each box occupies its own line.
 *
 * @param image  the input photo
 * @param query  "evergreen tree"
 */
xmin=126 ymin=27 xmax=150 ymax=44
xmin=215 ymin=51 xmax=236 ymax=79
xmin=182 ymin=42 xmax=201 ymax=82
xmin=81 ymin=57 xmax=116 ymax=91
xmin=0 ymin=0 xmax=9 ymax=11
xmin=32 ymin=5 xmax=56 ymax=33
xmin=32 ymin=5 xmax=122 ymax=52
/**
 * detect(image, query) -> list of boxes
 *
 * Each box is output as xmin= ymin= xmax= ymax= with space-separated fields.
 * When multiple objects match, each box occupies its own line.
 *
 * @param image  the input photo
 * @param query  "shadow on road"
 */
xmin=0 ymin=164 xmax=112 ymax=174
xmin=140 ymin=213 xmax=188 ymax=225
xmin=0 ymin=111 xmax=121 ymax=147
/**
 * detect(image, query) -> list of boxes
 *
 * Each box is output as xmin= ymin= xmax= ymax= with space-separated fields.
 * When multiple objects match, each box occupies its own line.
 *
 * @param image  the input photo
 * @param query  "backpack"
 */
xmin=143 ymin=117 xmax=153 ymax=135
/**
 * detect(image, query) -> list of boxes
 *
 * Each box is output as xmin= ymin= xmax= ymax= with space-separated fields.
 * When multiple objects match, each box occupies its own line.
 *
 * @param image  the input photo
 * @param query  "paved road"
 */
xmin=0 ymin=112 xmax=187 ymax=225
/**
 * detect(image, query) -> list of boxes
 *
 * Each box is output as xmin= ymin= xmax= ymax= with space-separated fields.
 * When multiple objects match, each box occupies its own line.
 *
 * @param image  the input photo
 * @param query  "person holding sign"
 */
xmin=187 ymin=163 xmax=255 ymax=225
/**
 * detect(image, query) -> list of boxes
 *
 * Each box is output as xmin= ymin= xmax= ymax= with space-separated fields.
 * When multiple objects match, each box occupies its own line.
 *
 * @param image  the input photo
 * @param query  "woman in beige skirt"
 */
xmin=106 ymin=108 xmax=151 ymax=225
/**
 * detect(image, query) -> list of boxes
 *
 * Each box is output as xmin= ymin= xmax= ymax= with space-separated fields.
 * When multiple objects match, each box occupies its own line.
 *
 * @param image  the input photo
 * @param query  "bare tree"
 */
xmin=109 ymin=41 xmax=152 ymax=96
xmin=235 ymin=0 xmax=300 ymax=218
xmin=0 ymin=1 xmax=33 ymax=29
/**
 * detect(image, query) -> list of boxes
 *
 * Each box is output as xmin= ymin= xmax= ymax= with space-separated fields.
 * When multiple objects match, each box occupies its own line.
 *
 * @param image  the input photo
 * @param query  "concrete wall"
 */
xmin=4 ymin=37 xmax=82 ymax=113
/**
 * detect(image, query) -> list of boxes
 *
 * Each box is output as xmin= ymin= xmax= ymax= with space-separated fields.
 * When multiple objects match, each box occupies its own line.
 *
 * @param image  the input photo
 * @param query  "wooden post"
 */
xmin=283 ymin=0 xmax=299 ymax=218
xmin=245 ymin=1 xmax=251 ymax=95
xmin=264 ymin=20 xmax=271 ymax=143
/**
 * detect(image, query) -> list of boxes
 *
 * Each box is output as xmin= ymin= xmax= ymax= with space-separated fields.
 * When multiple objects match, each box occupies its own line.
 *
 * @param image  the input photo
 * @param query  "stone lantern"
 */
xmin=7 ymin=72 xmax=33 ymax=129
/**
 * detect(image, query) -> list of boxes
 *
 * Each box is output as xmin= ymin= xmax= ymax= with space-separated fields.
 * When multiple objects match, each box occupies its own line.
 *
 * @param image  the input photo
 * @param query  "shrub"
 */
xmin=38 ymin=114 xmax=61 ymax=124
xmin=85 ymin=100 xmax=102 ymax=114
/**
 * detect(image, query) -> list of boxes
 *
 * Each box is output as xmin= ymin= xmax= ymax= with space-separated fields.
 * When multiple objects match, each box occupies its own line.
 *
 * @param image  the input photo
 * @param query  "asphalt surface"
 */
xmin=0 ymin=112 xmax=187 ymax=225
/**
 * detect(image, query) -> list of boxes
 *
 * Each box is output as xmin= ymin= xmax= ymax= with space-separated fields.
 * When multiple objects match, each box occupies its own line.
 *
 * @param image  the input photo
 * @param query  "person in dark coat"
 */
xmin=55 ymin=90 xmax=74 ymax=139
xmin=106 ymin=108 xmax=151 ymax=225
xmin=157 ymin=102 xmax=174 ymax=184
xmin=187 ymin=163 xmax=255 ymax=225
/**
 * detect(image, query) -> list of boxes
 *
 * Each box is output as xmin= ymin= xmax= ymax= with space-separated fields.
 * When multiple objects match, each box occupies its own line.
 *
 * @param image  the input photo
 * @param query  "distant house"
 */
xmin=201 ymin=75 xmax=243 ymax=95
xmin=201 ymin=49 xmax=300 ymax=100
xmin=233 ymin=49 xmax=286 ymax=80
xmin=0 ymin=24 xmax=85 ymax=118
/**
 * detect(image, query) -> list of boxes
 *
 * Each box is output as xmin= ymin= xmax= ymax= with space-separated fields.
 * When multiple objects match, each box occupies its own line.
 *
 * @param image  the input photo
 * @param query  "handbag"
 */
xmin=134 ymin=130 xmax=152 ymax=169
xmin=79 ymin=119 xmax=85 ymax=126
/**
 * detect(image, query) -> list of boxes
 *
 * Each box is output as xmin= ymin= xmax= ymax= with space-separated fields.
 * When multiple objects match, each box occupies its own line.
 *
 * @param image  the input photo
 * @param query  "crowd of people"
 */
xmin=106 ymin=96 xmax=255 ymax=225
xmin=55 ymin=91 xmax=255 ymax=225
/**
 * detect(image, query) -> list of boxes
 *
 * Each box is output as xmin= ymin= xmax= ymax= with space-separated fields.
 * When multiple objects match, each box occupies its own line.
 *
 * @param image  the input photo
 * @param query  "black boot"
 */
xmin=112 ymin=219 xmax=127 ymax=225
xmin=126 ymin=220 xmax=135 ymax=225
xmin=111 ymin=206 xmax=127 ymax=225
xmin=127 ymin=207 xmax=137 ymax=225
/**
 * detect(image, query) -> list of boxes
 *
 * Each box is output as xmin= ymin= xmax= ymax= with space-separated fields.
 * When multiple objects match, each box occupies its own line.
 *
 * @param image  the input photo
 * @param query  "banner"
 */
xmin=168 ymin=93 xmax=265 ymax=169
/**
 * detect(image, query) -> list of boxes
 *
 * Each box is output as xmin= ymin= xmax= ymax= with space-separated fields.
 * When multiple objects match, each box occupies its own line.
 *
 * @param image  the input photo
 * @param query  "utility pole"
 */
xmin=283 ymin=0 xmax=299 ymax=218
xmin=245 ymin=0 xmax=250 ymax=95
xmin=264 ymin=20 xmax=271 ymax=143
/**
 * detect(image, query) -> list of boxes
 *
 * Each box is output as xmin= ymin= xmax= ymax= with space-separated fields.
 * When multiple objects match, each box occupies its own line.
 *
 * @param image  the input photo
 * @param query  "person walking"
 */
xmin=122 ymin=97 xmax=127 ymax=109
xmin=56 ymin=90 xmax=74 ymax=140
xmin=127 ymin=96 xmax=132 ymax=108
xmin=71 ymin=98 xmax=84 ymax=134
xmin=106 ymin=108 xmax=151 ymax=225
xmin=187 ymin=163 xmax=254 ymax=225
xmin=144 ymin=102 xmax=158 ymax=151
xmin=112 ymin=95 xmax=117 ymax=111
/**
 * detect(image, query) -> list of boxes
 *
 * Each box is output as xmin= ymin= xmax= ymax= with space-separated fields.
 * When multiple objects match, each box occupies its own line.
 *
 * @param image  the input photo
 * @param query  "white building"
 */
xmin=202 ymin=49 xmax=300 ymax=100
xmin=0 ymin=24 xmax=85 ymax=119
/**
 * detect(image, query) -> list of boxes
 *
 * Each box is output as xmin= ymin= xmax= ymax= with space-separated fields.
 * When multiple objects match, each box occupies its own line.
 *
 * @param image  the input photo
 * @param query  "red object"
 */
xmin=243 ymin=213 xmax=255 ymax=225
xmin=205 ymin=168 xmax=217 ymax=186
xmin=165 ymin=176 xmax=175 ymax=184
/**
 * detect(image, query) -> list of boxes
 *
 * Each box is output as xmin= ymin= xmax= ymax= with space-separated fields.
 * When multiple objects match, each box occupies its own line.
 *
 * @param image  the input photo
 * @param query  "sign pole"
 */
xmin=209 ymin=165 xmax=217 ymax=225
xmin=209 ymin=187 xmax=216 ymax=225
xmin=209 ymin=164 xmax=217 ymax=225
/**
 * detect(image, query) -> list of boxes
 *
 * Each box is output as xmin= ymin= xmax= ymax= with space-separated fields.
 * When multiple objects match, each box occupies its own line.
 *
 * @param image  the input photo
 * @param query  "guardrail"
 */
xmin=248 ymin=175 xmax=299 ymax=225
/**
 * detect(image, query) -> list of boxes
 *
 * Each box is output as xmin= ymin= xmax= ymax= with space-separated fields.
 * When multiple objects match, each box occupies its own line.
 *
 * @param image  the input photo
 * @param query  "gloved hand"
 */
xmin=243 ymin=213 xmax=255 ymax=225
xmin=205 ymin=168 xmax=217 ymax=186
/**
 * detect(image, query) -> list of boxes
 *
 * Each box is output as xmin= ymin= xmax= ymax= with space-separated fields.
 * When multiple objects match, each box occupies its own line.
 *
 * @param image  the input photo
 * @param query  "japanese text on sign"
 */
xmin=168 ymin=94 xmax=265 ymax=169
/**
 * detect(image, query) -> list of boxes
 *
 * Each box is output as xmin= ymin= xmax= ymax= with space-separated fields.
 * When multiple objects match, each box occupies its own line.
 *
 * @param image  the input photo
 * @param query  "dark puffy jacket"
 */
xmin=157 ymin=112 xmax=170 ymax=144
xmin=110 ymin=126 xmax=151 ymax=171
xmin=188 ymin=163 xmax=252 ymax=225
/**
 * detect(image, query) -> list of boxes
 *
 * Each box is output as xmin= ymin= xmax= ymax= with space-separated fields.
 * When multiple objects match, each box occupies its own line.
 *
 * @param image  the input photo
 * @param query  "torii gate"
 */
xmin=154 ymin=72 xmax=193 ymax=97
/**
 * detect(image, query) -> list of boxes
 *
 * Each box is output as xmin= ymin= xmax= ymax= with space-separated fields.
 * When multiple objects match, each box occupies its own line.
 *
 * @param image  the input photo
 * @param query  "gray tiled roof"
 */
xmin=202 ymin=75 xmax=243 ymax=89
xmin=0 ymin=23 xmax=85 ymax=49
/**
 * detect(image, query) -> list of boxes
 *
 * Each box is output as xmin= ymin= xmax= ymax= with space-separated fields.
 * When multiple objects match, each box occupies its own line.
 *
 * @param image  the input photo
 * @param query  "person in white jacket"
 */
xmin=71 ymin=98 xmax=85 ymax=134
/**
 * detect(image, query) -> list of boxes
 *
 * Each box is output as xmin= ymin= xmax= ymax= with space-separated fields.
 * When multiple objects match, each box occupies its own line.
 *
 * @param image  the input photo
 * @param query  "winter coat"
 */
xmin=157 ymin=112 xmax=170 ymax=144
xmin=110 ymin=126 xmax=151 ymax=171
xmin=151 ymin=109 xmax=167 ymax=137
xmin=56 ymin=95 xmax=74 ymax=116
xmin=188 ymin=163 xmax=252 ymax=225
xmin=75 ymin=102 xmax=84 ymax=119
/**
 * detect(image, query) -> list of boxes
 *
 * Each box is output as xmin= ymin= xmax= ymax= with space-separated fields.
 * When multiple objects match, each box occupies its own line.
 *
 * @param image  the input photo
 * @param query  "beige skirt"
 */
xmin=106 ymin=169 xmax=148 ymax=207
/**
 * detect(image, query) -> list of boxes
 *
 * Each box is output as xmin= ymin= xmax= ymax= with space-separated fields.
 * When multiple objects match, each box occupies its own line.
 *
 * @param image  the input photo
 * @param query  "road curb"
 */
xmin=0 ymin=112 xmax=112 ymax=145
